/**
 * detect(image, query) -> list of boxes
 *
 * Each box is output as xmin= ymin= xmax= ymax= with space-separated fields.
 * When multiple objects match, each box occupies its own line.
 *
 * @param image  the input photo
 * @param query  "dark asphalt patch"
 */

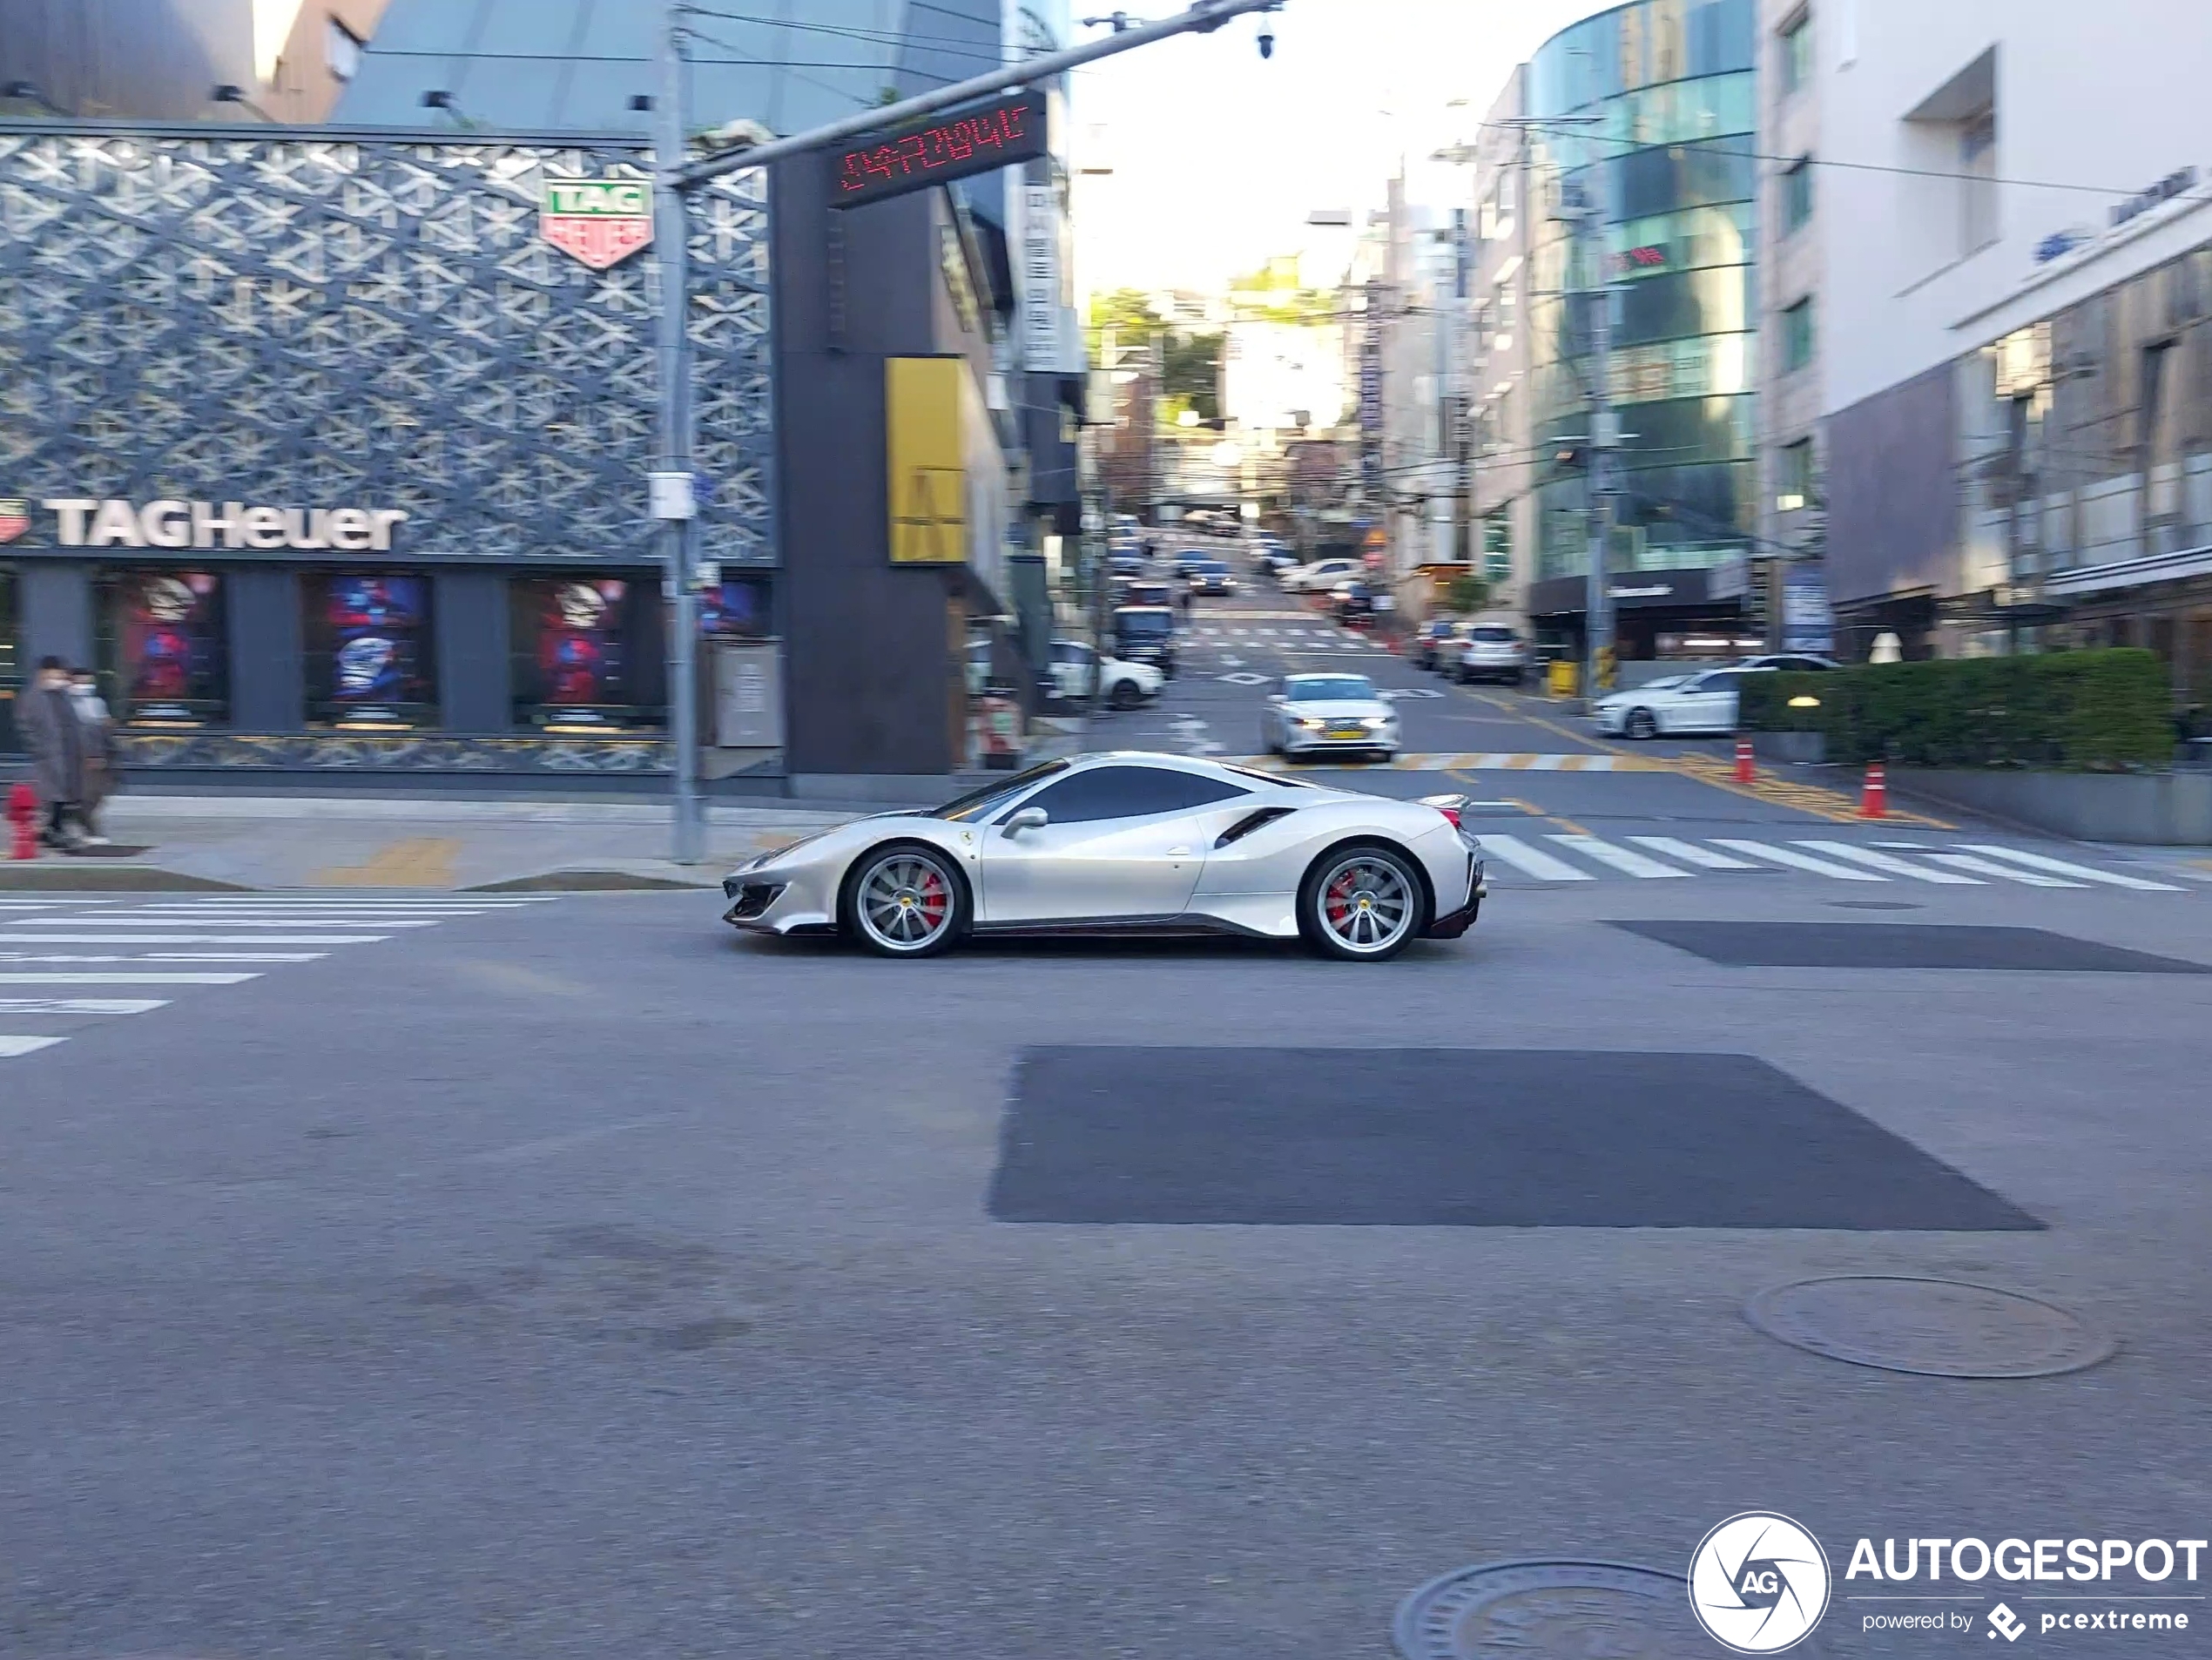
xmin=1610 ymin=920 xmax=2210 ymax=973
xmin=988 ymin=1047 xmax=2040 ymax=1229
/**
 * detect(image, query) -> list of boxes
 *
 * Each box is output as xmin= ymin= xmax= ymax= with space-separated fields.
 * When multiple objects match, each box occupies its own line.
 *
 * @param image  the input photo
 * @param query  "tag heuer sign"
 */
xmin=541 ymin=176 xmax=654 ymax=270
xmin=0 ymin=498 xmax=27 ymax=545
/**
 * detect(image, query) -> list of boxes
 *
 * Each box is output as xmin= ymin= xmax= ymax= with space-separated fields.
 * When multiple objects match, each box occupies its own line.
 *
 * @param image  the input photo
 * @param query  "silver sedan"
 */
xmin=1261 ymin=672 xmax=1401 ymax=762
xmin=721 ymin=752 xmax=1485 ymax=962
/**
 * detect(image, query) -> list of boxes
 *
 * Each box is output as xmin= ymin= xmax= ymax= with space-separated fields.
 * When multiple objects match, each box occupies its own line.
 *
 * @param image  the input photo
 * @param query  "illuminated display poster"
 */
xmin=698 ymin=578 xmax=770 ymax=639
xmin=309 ymin=575 xmax=434 ymax=728
xmin=535 ymin=580 xmax=626 ymax=729
xmin=832 ymin=89 xmax=1049 ymax=209
xmin=113 ymin=571 xmax=227 ymax=725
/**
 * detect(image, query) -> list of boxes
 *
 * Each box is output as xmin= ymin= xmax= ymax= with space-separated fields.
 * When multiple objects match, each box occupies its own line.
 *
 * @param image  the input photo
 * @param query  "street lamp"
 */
xmin=212 ymin=84 xmax=275 ymax=120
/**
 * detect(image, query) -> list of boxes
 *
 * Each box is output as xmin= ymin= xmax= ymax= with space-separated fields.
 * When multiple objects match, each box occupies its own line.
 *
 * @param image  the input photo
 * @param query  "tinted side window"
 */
xmin=1018 ymin=766 xmax=1250 ymax=826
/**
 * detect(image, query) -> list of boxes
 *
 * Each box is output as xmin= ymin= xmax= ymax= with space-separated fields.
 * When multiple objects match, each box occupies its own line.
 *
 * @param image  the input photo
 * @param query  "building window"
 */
xmin=1782 ymin=157 xmax=1813 ymax=233
xmin=305 ymin=575 xmax=437 ymax=729
xmin=1481 ymin=513 xmax=1512 ymax=582
xmin=1777 ymin=439 xmax=1815 ymax=512
xmin=327 ymin=17 xmax=364 ymax=82
xmin=97 ymin=571 xmax=230 ymax=727
xmin=1782 ymin=297 xmax=1816 ymax=372
xmin=1959 ymin=107 xmax=1998 ymax=255
xmin=1780 ymin=10 xmax=1812 ymax=96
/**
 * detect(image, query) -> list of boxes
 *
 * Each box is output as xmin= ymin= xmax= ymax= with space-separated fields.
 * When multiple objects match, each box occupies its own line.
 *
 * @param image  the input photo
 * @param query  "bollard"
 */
xmin=1859 ymin=762 xmax=1887 ymax=820
xmin=1734 ymin=738 xmax=1755 ymax=784
xmin=6 ymin=780 xmax=38 ymax=860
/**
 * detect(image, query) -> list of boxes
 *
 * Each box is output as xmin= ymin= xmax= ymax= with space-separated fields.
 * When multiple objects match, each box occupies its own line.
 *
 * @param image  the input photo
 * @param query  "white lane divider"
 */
xmin=1921 ymin=853 xmax=2084 ymax=887
xmin=1955 ymin=844 xmax=2183 ymax=891
xmin=0 ymin=972 xmax=262 ymax=985
xmin=1626 ymin=836 xmax=1760 ymax=870
xmin=59 ymin=916 xmax=441 ymax=928
xmin=0 ymin=998 xmax=170 ymax=1015
xmin=1548 ymin=835 xmax=1690 ymax=879
xmin=0 ymin=1036 xmax=67 ymax=1058
xmin=1792 ymin=841 xmax=1983 ymax=884
xmin=1711 ymin=840 xmax=1888 ymax=881
xmin=1476 ymin=835 xmax=1595 ymax=882
xmin=0 ymin=934 xmax=390 ymax=946
xmin=0 ymin=953 xmax=327 ymax=963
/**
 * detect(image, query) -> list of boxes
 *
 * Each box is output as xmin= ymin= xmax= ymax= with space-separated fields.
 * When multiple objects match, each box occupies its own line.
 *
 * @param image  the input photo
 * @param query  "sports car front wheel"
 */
xmin=1299 ymin=843 xmax=1424 ymax=962
xmin=840 ymin=843 xmax=968 ymax=958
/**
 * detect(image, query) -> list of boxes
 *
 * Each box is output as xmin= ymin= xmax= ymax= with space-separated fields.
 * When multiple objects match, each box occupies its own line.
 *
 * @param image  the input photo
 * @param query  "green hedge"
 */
xmin=1739 ymin=651 xmax=2175 ymax=771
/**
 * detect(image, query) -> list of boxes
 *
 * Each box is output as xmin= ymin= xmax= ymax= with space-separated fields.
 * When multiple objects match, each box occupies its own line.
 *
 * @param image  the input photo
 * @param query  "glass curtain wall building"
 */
xmin=1524 ymin=0 xmax=1758 ymax=648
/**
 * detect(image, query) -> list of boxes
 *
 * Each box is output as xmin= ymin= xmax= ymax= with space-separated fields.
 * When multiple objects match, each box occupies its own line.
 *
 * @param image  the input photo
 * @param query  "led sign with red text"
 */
xmin=1610 ymin=244 xmax=1670 ymax=277
xmin=832 ymin=89 xmax=1049 ymax=209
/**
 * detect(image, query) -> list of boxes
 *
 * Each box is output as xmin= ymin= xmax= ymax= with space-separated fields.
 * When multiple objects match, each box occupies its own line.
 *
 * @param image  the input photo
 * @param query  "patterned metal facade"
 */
xmin=0 ymin=119 xmax=775 ymax=570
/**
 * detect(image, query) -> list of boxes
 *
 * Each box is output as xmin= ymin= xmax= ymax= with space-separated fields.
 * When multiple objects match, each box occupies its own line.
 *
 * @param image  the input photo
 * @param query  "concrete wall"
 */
xmin=1898 ymin=767 xmax=2212 ymax=846
xmin=1821 ymin=0 xmax=2212 ymax=417
xmin=1825 ymin=362 xmax=1956 ymax=606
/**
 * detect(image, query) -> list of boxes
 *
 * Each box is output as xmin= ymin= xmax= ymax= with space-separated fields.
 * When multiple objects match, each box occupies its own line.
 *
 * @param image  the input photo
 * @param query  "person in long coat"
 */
xmin=69 ymin=667 xmax=118 ymax=845
xmin=17 ymin=656 xmax=86 ymax=847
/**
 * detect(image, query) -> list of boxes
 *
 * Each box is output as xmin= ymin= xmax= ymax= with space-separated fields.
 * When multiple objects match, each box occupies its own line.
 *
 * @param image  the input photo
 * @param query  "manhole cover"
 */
xmin=1394 ymin=1560 xmax=1705 ymax=1658
xmin=1746 ymin=1276 xmax=2117 ymax=1379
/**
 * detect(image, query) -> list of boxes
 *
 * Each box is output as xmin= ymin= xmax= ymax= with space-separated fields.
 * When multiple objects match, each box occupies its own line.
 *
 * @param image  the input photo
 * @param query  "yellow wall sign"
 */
xmin=887 ymin=357 xmax=967 ymax=564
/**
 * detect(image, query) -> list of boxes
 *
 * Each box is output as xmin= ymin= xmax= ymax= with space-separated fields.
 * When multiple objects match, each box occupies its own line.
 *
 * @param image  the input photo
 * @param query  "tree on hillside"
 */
xmin=1087 ymin=290 xmax=1222 ymax=424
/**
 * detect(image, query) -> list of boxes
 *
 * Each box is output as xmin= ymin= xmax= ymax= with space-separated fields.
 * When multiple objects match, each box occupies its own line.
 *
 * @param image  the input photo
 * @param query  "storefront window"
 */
xmin=99 ymin=570 xmax=231 ymax=727
xmin=0 ymin=566 xmax=18 ymax=752
xmin=699 ymin=577 xmax=772 ymax=640
xmin=305 ymin=575 xmax=437 ymax=729
xmin=509 ymin=577 xmax=668 ymax=732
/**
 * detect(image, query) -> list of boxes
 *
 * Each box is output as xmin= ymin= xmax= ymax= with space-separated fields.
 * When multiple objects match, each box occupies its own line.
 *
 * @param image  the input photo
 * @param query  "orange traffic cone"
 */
xmin=1734 ymin=738 xmax=1755 ymax=784
xmin=1859 ymin=762 xmax=1887 ymax=820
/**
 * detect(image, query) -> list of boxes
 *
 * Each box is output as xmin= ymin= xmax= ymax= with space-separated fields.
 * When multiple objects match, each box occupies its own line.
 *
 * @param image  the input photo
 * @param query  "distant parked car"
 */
xmin=1453 ymin=626 xmax=1529 ymax=686
xmin=1593 ymin=665 xmax=1775 ymax=739
xmin=1733 ymin=653 xmax=1840 ymax=672
xmin=1048 ymin=639 xmax=1163 ymax=710
xmin=1282 ymin=557 xmax=1361 ymax=593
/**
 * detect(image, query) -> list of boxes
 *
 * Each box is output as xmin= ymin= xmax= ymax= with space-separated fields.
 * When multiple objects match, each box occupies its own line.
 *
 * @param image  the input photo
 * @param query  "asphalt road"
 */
xmin=3 ymin=805 xmax=2209 ymax=1657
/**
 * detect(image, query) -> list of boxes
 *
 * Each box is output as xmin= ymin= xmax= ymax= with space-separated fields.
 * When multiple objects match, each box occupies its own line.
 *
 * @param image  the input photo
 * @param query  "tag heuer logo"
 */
xmin=0 ymin=498 xmax=28 ymax=545
xmin=541 ymin=176 xmax=654 ymax=270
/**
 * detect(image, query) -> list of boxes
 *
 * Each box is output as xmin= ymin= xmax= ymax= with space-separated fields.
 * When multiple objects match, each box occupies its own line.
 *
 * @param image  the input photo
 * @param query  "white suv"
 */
xmin=1281 ymin=557 xmax=1361 ymax=592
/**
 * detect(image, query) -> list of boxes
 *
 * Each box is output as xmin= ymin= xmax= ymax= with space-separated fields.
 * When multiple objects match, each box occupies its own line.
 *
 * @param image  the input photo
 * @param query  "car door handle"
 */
xmin=1166 ymin=846 xmax=1191 ymax=857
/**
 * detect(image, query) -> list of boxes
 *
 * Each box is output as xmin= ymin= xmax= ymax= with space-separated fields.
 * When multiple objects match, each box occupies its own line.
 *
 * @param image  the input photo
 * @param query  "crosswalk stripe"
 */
xmin=1955 ymin=844 xmax=2183 ymax=891
xmin=1792 ymin=841 xmax=1984 ymax=884
xmin=0 ymin=972 xmax=261 ymax=985
xmin=72 ymin=916 xmax=441 ymax=927
xmin=0 ymin=999 xmax=169 ymax=1015
xmin=1549 ymin=835 xmax=1689 ymax=878
xmin=1711 ymin=840 xmax=1887 ymax=881
xmin=0 ymin=953 xmax=327 ymax=962
xmin=0 ymin=934 xmax=389 ymax=945
xmin=1922 ymin=853 xmax=2085 ymax=887
xmin=0 ymin=1036 xmax=67 ymax=1057
xmin=1626 ymin=836 xmax=1760 ymax=870
xmin=1529 ymin=753 xmax=1569 ymax=771
xmin=1477 ymin=834 xmax=1595 ymax=881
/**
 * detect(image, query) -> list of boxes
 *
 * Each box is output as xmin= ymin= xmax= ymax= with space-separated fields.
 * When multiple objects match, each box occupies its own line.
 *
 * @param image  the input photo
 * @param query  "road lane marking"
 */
xmin=0 ymin=953 xmax=327 ymax=963
xmin=1922 ymin=853 xmax=2084 ymax=887
xmin=0 ymin=1036 xmax=67 ymax=1058
xmin=1792 ymin=841 xmax=1984 ymax=884
xmin=69 ymin=916 xmax=441 ymax=927
xmin=0 ymin=999 xmax=170 ymax=1015
xmin=1711 ymin=840 xmax=1887 ymax=881
xmin=1626 ymin=836 xmax=1760 ymax=869
xmin=1549 ymin=835 xmax=1689 ymax=878
xmin=0 ymin=972 xmax=262 ymax=984
xmin=1954 ymin=844 xmax=2183 ymax=891
xmin=0 ymin=934 xmax=390 ymax=945
xmin=1474 ymin=835 xmax=1595 ymax=881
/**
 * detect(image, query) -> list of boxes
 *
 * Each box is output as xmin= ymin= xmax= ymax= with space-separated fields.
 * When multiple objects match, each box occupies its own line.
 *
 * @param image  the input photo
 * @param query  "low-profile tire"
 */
xmin=1108 ymin=680 xmax=1142 ymax=711
xmin=839 ymin=841 xmax=968 ymax=958
xmin=1298 ymin=840 xmax=1426 ymax=962
xmin=1626 ymin=707 xmax=1658 ymax=740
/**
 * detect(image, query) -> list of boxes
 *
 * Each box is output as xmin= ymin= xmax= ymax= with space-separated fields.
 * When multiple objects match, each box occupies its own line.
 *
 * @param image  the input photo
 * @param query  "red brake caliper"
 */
xmin=917 ymin=868 xmax=947 ymax=921
xmin=1326 ymin=870 xmax=1355 ymax=924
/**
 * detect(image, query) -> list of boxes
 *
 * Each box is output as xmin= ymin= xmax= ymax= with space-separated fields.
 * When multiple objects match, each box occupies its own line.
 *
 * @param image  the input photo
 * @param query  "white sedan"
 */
xmin=1593 ymin=666 xmax=1772 ymax=739
xmin=1048 ymin=639 xmax=1163 ymax=709
xmin=1262 ymin=672 xmax=1401 ymax=762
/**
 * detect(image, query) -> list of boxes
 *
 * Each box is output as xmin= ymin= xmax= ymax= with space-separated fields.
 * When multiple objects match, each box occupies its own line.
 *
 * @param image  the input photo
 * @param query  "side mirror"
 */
xmin=1003 ymin=806 xmax=1049 ymax=836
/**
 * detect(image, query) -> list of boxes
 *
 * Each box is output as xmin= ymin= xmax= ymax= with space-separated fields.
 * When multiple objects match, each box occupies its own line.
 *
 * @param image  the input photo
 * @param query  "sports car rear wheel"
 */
xmin=841 ymin=843 xmax=968 ymax=958
xmin=1299 ymin=842 xmax=1423 ymax=962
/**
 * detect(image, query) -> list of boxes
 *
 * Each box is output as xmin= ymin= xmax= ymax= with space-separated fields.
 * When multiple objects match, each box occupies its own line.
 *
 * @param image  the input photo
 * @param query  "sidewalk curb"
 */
xmin=0 ymin=863 xmax=252 ymax=892
xmin=466 ymin=869 xmax=716 ymax=893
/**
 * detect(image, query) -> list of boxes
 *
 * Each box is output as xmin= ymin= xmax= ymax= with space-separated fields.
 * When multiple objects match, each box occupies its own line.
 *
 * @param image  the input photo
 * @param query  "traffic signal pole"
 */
xmin=652 ymin=0 xmax=1285 ymax=861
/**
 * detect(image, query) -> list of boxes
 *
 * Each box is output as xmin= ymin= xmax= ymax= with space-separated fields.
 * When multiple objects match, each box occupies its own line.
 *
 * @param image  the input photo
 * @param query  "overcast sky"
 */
xmin=1069 ymin=0 xmax=1614 ymax=297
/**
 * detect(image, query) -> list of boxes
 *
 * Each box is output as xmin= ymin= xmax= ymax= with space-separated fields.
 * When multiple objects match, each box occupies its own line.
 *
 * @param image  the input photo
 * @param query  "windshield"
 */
xmin=1284 ymin=675 xmax=1376 ymax=702
xmin=927 ymin=759 xmax=1069 ymax=821
xmin=1116 ymin=610 xmax=1173 ymax=638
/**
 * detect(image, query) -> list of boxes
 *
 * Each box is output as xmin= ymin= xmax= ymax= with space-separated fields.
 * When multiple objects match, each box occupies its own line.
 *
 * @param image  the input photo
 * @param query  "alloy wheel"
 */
xmin=854 ymin=852 xmax=956 ymax=953
xmin=1315 ymin=853 xmax=1415 ymax=956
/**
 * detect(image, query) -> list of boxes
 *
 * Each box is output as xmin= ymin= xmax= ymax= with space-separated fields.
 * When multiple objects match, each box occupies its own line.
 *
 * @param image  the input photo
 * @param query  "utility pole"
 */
xmin=651 ymin=9 xmax=703 ymax=863
xmin=1579 ymin=128 xmax=1616 ymax=703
